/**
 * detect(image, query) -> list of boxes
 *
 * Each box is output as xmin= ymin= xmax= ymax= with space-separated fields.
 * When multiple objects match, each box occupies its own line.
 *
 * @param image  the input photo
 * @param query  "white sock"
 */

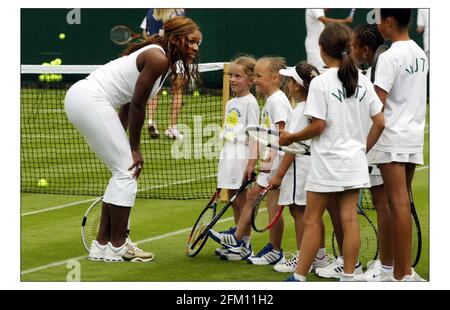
xmin=94 ymin=240 xmax=107 ymax=248
xmin=382 ymin=264 xmax=393 ymax=273
xmin=242 ymin=236 xmax=251 ymax=247
xmin=148 ymin=119 xmax=155 ymax=125
xmin=293 ymin=273 xmax=306 ymax=281
xmin=108 ymin=241 xmax=126 ymax=251
xmin=316 ymin=247 xmax=326 ymax=259
xmin=340 ymin=272 xmax=355 ymax=281
xmin=296 ymin=250 xmax=300 ymax=257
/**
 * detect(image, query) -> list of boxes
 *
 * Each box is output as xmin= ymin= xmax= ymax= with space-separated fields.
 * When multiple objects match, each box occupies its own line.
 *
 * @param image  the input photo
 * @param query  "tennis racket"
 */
xmin=245 ymin=126 xmax=310 ymax=156
xmin=251 ymin=186 xmax=284 ymax=233
xmin=81 ymin=196 xmax=130 ymax=252
xmin=409 ymin=190 xmax=422 ymax=267
xmin=331 ymin=189 xmax=379 ymax=269
xmin=370 ymin=44 xmax=389 ymax=83
xmin=110 ymin=25 xmax=142 ymax=45
xmin=186 ymin=173 xmax=256 ymax=257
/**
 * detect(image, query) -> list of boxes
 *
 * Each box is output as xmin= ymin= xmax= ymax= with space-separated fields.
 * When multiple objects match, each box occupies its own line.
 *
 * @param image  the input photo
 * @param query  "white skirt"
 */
xmin=278 ymin=156 xmax=309 ymax=206
xmin=369 ymin=164 xmax=384 ymax=187
xmin=305 ymin=180 xmax=370 ymax=193
xmin=368 ymin=149 xmax=423 ymax=165
xmin=217 ymin=158 xmax=248 ymax=189
xmin=256 ymin=154 xmax=280 ymax=188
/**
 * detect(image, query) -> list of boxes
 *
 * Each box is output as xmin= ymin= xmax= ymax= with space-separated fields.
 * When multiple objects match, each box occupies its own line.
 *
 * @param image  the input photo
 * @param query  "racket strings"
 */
xmin=82 ymin=202 xmax=102 ymax=250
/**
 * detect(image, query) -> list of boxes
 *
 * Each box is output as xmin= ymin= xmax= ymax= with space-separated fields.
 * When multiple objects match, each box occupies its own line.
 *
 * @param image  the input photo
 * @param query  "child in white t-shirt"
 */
xmin=214 ymin=56 xmax=260 ymax=256
xmin=267 ymin=62 xmax=334 ymax=274
xmin=371 ymin=9 xmax=428 ymax=282
xmin=208 ymin=57 xmax=291 ymax=265
xmin=350 ymin=23 xmax=395 ymax=282
xmin=282 ymin=23 xmax=385 ymax=282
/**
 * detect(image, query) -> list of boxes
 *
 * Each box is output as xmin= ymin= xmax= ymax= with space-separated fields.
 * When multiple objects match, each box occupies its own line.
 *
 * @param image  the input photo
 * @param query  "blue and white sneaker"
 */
xmin=247 ymin=243 xmax=284 ymax=265
xmin=284 ymin=274 xmax=301 ymax=282
xmin=214 ymin=227 xmax=237 ymax=255
xmin=208 ymin=229 xmax=239 ymax=247
xmin=220 ymin=242 xmax=253 ymax=261
xmin=315 ymin=256 xmax=363 ymax=279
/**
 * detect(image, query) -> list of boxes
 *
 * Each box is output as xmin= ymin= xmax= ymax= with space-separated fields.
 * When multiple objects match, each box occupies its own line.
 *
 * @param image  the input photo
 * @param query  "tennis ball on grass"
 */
xmin=37 ymin=179 xmax=48 ymax=187
xmin=162 ymin=90 xmax=168 ymax=96
xmin=59 ymin=33 xmax=66 ymax=40
xmin=193 ymin=90 xmax=200 ymax=97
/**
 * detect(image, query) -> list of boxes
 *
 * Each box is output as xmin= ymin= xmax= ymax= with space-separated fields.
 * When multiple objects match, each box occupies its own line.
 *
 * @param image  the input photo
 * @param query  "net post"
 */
xmin=220 ymin=63 xmax=230 ymax=202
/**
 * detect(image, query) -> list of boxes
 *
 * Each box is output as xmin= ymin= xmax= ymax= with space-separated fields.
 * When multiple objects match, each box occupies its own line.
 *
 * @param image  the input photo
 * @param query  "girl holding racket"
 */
xmin=350 ymin=24 xmax=394 ymax=281
xmin=371 ymin=9 xmax=427 ymax=281
xmin=268 ymin=62 xmax=334 ymax=273
xmin=214 ymin=55 xmax=260 ymax=256
xmin=209 ymin=56 xmax=291 ymax=265
xmin=64 ymin=17 xmax=202 ymax=263
xmin=281 ymin=23 xmax=385 ymax=281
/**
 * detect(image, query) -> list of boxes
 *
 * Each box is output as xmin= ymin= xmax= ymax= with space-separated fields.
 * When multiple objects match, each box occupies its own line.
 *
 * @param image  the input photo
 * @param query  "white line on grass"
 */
xmin=21 ymin=174 xmax=217 ymax=217
xmin=21 ymin=216 xmax=234 ymax=275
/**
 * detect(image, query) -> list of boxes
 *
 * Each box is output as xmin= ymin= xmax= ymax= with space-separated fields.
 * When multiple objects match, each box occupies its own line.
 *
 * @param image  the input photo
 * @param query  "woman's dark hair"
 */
xmin=319 ymin=23 xmax=358 ymax=98
xmin=380 ymin=9 xmax=411 ymax=28
xmin=354 ymin=24 xmax=385 ymax=53
xmin=295 ymin=61 xmax=319 ymax=97
xmin=122 ymin=16 xmax=201 ymax=87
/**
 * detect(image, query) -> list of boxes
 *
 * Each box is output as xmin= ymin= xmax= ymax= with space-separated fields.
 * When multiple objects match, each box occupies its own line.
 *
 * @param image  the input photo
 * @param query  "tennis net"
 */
xmin=21 ymin=63 xmax=228 ymax=199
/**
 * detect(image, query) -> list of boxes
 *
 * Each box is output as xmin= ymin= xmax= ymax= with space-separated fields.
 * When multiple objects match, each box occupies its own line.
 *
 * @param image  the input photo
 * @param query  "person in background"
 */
xmin=305 ymin=9 xmax=354 ymax=72
xmin=140 ymin=9 xmax=187 ymax=139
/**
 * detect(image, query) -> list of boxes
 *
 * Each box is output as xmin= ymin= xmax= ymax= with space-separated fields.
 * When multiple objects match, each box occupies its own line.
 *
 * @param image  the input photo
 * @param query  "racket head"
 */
xmin=357 ymin=201 xmax=379 ymax=268
xmin=110 ymin=25 xmax=139 ymax=45
xmin=185 ymin=189 xmax=220 ymax=257
xmin=81 ymin=196 xmax=103 ymax=252
xmin=409 ymin=192 xmax=422 ymax=267
xmin=370 ymin=44 xmax=389 ymax=82
xmin=251 ymin=186 xmax=283 ymax=233
xmin=245 ymin=126 xmax=310 ymax=156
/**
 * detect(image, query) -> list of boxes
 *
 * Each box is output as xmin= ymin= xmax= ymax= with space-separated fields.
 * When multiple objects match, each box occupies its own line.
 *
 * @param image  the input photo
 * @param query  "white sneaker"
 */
xmin=312 ymin=254 xmax=334 ymax=271
xmin=220 ymin=244 xmax=253 ymax=261
xmin=103 ymin=238 xmax=155 ymax=263
xmin=315 ymin=256 xmax=363 ymax=279
xmin=274 ymin=254 xmax=298 ymax=273
xmin=215 ymin=247 xmax=226 ymax=256
xmin=88 ymin=240 xmax=106 ymax=261
xmin=394 ymin=268 xmax=426 ymax=282
xmin=353 ymin=260 xmax=394 ymax=282
xmin=165 ymin=127 xmax=183 ymax=140
xmin=247 ymin=243 xmax=284 ymax=265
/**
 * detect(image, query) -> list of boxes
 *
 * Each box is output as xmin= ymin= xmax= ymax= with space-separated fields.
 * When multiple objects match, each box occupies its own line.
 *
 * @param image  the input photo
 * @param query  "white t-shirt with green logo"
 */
xmin=373 ymin=40 xmax=428 ymax=154
xmin=304 ymin=68 xmax=383 ymax=186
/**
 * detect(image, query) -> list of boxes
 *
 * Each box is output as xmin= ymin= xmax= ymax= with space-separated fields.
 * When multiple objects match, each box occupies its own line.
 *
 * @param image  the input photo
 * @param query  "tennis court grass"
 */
xmin=21 ymin=165 xmax=428 ymax=282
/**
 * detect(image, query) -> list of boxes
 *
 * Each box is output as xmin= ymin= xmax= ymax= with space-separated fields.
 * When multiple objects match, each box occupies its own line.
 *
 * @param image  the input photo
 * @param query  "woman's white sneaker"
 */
xmin=88 ymin=240 xmax=107 ymax=261
xmin=103 ymin=238 xmax=155 ymax=263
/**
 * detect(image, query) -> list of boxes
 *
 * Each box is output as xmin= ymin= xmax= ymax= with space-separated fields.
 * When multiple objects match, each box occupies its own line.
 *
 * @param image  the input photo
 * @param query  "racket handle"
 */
xmin=349 ymin=9 xmax=356 ymax=18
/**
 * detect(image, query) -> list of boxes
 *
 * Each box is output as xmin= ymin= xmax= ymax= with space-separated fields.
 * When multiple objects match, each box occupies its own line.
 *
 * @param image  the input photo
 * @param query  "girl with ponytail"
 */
xmin=280 ymin=23 xmax=385 ymax=282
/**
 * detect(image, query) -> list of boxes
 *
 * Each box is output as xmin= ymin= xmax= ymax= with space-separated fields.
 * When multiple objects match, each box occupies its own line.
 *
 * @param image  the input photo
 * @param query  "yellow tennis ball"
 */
xmin=162 ymin=90 xmax=168 ymax=96
xmin=193 ymin=90 xmax=200 ymax=96
xmin=38 ymin=74 xmax=45 ymax=82
xmin=59 ymin=33 xmax=66 ymax=40
xmin=54 ymin=58 xmax=62 ymax=65
xmin=37 ymin=179 xmax=48 ymax=187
